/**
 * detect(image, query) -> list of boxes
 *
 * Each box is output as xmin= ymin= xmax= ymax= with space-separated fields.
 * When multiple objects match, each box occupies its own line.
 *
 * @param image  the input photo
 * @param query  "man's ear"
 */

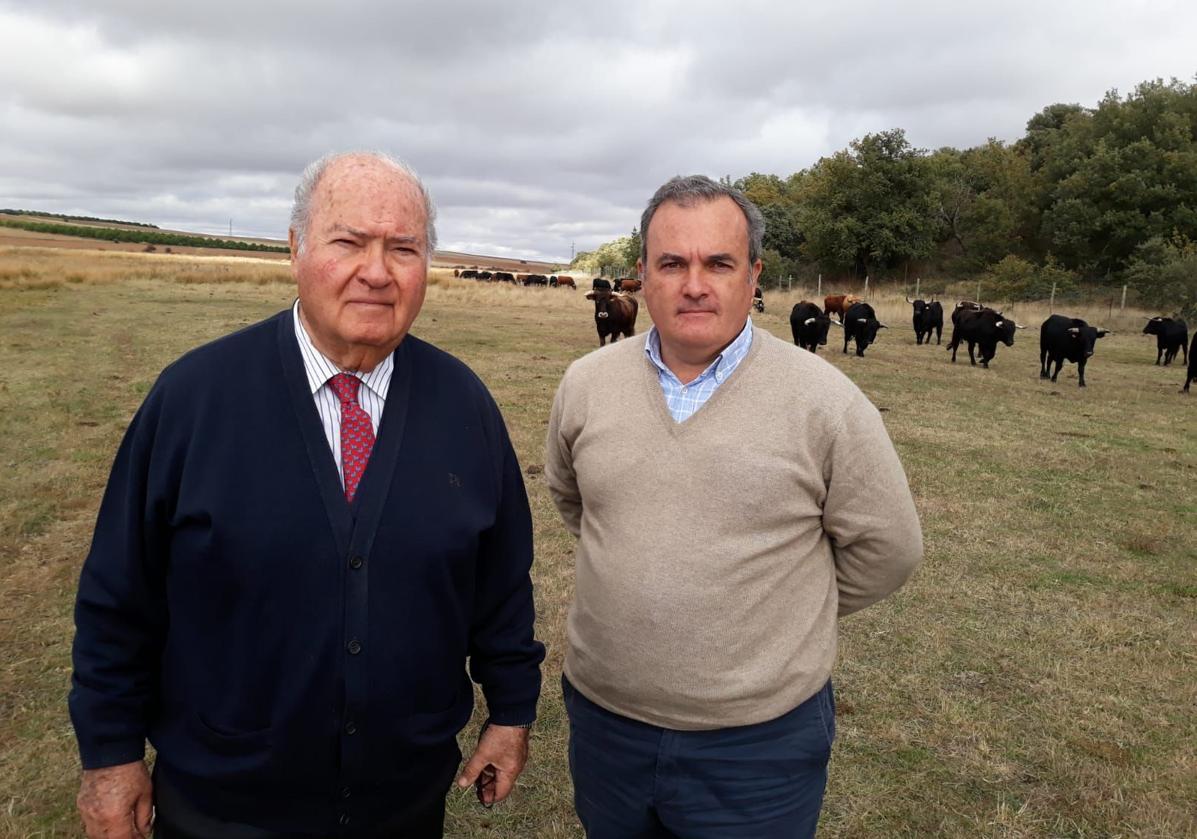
xmin=750 ymin=258 xmax=763 ymax=285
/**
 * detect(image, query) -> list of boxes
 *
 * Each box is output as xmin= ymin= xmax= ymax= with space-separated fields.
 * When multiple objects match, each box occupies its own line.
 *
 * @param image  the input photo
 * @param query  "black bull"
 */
xmin=585 ymin=291 xmax=638 ymax=346
xmin=790 ymin=301 xmax=835 ymax=353
xmin=947 ymin=308 xmax=1020 ymax=368
xmin=1041 ymin=314 xmax=1109 ymax=388
xmin=907 ymin=298 xmax=944 ymax=345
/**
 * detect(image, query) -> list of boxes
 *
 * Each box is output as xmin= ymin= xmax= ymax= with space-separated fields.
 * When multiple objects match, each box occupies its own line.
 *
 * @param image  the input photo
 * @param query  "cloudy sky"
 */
xmin=1 ymin=1 xmax=1194 ymax=262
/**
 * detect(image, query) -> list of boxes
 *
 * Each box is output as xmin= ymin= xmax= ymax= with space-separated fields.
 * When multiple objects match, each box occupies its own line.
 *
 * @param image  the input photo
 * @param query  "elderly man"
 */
xmin=70 ymin=151 xmax=544 ymax=839
xmin=545 ymin=175 xmax=922 ymax=838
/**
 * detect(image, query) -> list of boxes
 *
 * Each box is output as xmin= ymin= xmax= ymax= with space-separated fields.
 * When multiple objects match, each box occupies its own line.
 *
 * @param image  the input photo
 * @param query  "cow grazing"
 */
xmin=1143 ymin=317 xmax=1188 ymax=366
xmin=585 ymin=291 xmax=638 ymax=346
xmin=523 ymin=274 xmax=549 ymax=286
xmin=494 ymin=271 xmax=517 ymax=284
xmin=592 ymin=278 xmax=612 ymax=292
xmin=790 ymin=301 xmax=835 ymax=353
xmin=842 ymin=302 xmax=886 ymax=356
xmin=618 ymin=278 xmax=642 ymax=293
xmin=1185 ymin=333 xmax=1196 ymax=392
xmin=824 ymin=293 xmax=864 ymax=321
xmin=907 ymin=297 xmax=944 ymax=345
xmin=947 ymin=308 xmax=1020 ymax=368
xmin=555 ymin=275 xmax=576 ymax=289
xmin=460 ymin=269 xmax=478 ymax=279
xmin=476 ymin=271 xmax=493 ymax=281
xmin=1040 ymin=314 xmax=1109 ymax=387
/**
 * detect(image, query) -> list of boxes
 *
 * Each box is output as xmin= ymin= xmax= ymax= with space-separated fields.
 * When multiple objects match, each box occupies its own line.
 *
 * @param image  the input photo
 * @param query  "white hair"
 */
xmin=289 ymin=150 xmax=437 ymax=259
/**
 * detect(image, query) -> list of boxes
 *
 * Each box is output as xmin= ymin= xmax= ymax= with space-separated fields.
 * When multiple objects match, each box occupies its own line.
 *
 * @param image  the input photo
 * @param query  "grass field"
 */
xmin=0 ymin=246 xmax=1193 ymax=838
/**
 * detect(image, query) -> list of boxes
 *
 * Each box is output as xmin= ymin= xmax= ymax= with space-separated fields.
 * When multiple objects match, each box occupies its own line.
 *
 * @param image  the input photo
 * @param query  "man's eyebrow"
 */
xmin=329 ymin=224 xmax=367 ymax=238
xmin=655 ymin=251 xmax=687 ymax=263
xmin=704 ymin=252 xmax=738 ymax=263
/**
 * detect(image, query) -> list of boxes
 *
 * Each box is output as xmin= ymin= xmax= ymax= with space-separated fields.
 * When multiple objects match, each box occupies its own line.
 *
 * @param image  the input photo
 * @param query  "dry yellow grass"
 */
xmin=0 ymin=247 xmax=1193 ymax=838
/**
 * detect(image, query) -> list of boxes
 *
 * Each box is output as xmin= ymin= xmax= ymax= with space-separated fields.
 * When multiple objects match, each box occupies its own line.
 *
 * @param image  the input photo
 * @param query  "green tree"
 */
xmin=798 ymin=129 xmax=939 ymax=277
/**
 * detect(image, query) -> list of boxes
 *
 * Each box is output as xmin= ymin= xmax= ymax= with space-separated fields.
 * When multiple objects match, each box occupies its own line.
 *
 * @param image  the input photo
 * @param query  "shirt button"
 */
xmin=344 ymin=721 xmax=357 ymax=735
xmin=681 ymin=386 xmax=688 ymax=394
xmin=347 ymin=639 xmax=362 ymax=655
xmin=340 ymin=786 xmax=352 ymax=799
xmin=339 ymin=813 xmax=351 ymax=826
xmin=349 ymin=555 xmax=364 ymax=570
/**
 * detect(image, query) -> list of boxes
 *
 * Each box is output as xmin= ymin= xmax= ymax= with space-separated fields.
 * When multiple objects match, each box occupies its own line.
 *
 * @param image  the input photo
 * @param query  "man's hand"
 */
xmin=77 ymin=760 xmax=153 ymax=839
xmin=455 ymin=723 xmax=531 ymax=806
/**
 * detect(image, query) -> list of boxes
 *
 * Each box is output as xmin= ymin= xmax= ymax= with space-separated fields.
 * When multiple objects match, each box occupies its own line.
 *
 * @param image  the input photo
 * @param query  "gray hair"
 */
xmin=639 ymin=175 xmax=765 ymax=267
xmin=289 ymin=150 xmax=438 ymax=258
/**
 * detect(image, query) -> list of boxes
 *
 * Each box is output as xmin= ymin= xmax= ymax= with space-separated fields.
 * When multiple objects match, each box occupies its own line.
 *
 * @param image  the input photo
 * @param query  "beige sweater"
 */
xmin=545 ymin=328 xmax=922 ymax=730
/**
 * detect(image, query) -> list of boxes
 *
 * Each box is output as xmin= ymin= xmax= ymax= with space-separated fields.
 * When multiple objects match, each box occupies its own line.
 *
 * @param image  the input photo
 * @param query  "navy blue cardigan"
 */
xmin=69 ymin=311 xmax=544 ymax=831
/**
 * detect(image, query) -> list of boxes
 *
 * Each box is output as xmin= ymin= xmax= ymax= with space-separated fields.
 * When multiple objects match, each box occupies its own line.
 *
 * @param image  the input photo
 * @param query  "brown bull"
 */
xmin=823 ymin=293 xmax=863 ymax=320
xmin=585 ymin=291 xmax=638 ymax=345
xmin=555 ymin=275 xmax=576 ymax=289
xmin=617 ymin=278 xmax=642 ymax=293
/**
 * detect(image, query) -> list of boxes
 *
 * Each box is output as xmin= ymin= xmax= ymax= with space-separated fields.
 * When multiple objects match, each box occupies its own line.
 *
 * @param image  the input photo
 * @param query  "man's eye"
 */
xmin=333 ymin=238 xmax=356 ymax=246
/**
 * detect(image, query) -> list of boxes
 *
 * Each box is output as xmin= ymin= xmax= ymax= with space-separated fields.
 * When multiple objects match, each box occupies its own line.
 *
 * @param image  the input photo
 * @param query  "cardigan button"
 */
xmin=344 ymin=721 xmax=357 ymax=735
xmin=349 ymin=555 xmax=364 ymax=570
xmin=347 ymin=639 xmax=362 ymax=655
xmin=339 ymin=813 xmax=351 ymax=826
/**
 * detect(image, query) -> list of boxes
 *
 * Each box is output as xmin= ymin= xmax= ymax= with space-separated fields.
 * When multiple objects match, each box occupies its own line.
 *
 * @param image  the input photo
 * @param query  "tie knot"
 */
xmin=329 ymin=372 xmax=362 ymax=406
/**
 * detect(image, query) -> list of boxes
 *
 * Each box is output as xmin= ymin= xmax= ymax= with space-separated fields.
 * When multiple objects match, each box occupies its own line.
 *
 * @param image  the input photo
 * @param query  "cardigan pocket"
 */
xmin=189 ymin=713 xmax=273 ymax=763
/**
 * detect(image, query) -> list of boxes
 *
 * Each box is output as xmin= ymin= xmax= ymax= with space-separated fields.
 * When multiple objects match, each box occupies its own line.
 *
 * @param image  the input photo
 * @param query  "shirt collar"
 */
xmin=291 ymin=300 xmax=392 ymax=401
xmin=645 ymin=317 xmax=754 ymax=384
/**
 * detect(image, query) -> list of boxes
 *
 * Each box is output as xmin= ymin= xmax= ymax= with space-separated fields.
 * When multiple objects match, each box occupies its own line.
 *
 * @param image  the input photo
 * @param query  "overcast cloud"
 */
xmin=1 ymin=0 xmax=1194 ymax=261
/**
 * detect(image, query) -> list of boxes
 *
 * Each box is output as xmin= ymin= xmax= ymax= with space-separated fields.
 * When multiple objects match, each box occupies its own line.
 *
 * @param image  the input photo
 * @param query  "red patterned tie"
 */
xmin=329 ymin=373 xmax=375 ymax=502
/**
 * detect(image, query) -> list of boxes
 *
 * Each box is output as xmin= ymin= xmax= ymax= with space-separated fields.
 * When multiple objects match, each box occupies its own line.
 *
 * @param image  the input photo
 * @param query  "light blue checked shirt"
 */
xmin=645 ymin=318 xmax=754 ymax=423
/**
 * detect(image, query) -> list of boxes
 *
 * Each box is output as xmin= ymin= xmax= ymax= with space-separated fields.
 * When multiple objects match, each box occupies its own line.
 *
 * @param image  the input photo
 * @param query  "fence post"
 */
xmin=864 ymin=275 xmax=870 ymax=298
xmin=817 ymin=274 xmax=821 ymax=297
xmin=1120 ymin=284 xmax=1127 ymax=310
xmin=1050 ymin=282 xmax=1056 ymax=313
xmin=915 ymin=276 xmax=920 ymax=298
xmin=976 ymin=280 xmax=982 ymax=307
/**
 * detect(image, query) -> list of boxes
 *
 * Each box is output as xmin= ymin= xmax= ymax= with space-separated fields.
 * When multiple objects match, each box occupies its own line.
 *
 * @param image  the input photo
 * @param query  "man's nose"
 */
xmin=357 ymin=243 xmax=390 ymax=286
xmin=679 ymin=266 xmax=707 ymax=297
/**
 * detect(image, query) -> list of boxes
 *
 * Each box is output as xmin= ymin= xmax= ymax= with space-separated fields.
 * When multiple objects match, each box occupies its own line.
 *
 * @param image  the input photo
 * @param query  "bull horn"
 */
xmin=1015 ymin=323 xmax=1026 ymax=329
xmin=877 ymin=323 xmax=888 ymax=329
xmin=804 ymin=317 xmax=816 ymax=325
xmin=996 ymin=320 xmax=1004 ymax=327
xmin=1068 ymin=327 xmax=1079 ymax=334
xmin=830 ymin=320 xmax=842 ymax=328
xmin=905 ymin=295 xmax=912 ymax=303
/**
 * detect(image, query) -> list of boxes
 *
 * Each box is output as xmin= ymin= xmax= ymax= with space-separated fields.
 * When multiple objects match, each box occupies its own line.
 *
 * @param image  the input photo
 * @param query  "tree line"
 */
xmin=577 ymin=77 xmax=1197 ymax=318
xmin=0 ymin=218 xmax=290 ymax=254
xmin=1 ymin=209 xmax=159 ymax=229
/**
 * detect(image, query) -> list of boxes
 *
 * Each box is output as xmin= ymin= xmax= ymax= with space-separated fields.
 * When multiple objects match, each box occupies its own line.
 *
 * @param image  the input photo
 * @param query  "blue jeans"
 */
xmin=563 ymin=675 xmax=834 ymax=838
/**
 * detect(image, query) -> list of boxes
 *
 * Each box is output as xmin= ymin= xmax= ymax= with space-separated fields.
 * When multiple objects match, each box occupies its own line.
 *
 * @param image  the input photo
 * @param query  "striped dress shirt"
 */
xmin=644 ymin=318 xmax=754 ymax=423
xmin=291 ymin=301 xmax=392 ymax=488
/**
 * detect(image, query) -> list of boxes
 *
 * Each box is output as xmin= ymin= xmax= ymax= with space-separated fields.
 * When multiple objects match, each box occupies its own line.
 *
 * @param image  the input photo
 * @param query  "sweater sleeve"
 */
xmin=544 ymin=374 xmax=582 ymax=539
xmin=822 ymin=390 xmax=923 ymax=617
xmin=467 ymin=397 xmax=545 ymax=726
xmin=69 ymin=383 xmax=173 ymax=769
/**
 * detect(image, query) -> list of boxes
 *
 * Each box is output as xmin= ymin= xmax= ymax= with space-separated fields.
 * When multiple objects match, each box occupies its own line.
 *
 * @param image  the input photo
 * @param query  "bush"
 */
xmin=981 ymin=254 xmax=1078 ymax=301
xmin=1124 ymin=236 xmax=1197 ymax=320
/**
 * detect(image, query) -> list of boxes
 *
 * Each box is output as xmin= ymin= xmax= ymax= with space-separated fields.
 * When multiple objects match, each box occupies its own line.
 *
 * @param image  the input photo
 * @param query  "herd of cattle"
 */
xmin=574 ymin=277 xmax=1195 ymax=391
xmin=454 ymin=267 xmax=581 ymax=288
xmin=789 ymin=294 xmax=1194 ymax=391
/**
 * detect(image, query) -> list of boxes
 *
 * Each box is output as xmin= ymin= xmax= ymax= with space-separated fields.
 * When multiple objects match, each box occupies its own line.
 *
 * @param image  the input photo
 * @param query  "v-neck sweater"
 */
xmin=70 ymin=310 xmax=543 ymax=832
xmin=546 ymin=328 xmax=922 ymax=730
